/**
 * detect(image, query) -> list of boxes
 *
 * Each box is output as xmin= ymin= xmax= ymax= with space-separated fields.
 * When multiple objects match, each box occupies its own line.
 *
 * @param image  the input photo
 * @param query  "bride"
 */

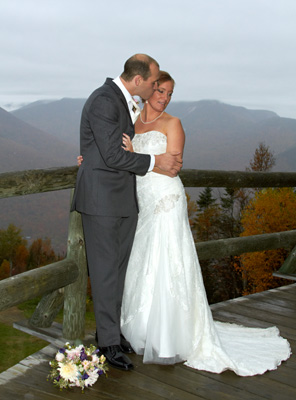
xmin=120 ymin=71 xmax=291 ymax=376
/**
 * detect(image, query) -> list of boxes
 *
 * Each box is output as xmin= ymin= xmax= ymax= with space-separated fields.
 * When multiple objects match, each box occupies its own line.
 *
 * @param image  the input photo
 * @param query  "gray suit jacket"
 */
xmin=71 ymin=78 xmax=150 ymax=216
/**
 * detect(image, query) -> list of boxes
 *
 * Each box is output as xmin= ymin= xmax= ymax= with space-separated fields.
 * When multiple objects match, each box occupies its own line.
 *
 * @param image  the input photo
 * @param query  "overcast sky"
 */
xmin=1 ymin=0 xmax=296 ymax=118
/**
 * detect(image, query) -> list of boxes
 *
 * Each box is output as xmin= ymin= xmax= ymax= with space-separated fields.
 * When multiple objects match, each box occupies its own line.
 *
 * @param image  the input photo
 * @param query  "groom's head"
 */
xmin=121 ymin=54 xmax=160 ymax=100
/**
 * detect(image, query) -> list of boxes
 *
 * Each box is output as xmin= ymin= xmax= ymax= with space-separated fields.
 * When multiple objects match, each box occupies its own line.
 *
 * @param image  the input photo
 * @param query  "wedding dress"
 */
xmin=120 ymin=131 xmax=291 ymax=376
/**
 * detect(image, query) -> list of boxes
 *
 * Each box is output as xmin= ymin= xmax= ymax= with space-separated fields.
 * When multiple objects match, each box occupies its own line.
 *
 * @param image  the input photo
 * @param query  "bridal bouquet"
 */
xmin=48 ymin=342 xmax=108 ymax=391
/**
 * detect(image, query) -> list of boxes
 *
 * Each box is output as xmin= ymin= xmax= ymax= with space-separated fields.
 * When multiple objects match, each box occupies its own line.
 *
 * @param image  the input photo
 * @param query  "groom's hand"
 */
xmin=154 ymin=152 xmax=183 ymax=177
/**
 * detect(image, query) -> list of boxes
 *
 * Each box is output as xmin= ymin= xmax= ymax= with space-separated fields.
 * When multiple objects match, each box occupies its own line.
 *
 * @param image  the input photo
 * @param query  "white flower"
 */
xmin=92 ymin=354 xmax=99 ymax=363
xmin=55 ymin=352 xmax=65 ymax=362
xmin=58 ymin=362 xmax=79 ymax=382
xmin=66 ymin=347 xmax=81 ymax=360
xmin=84 ymin=370 xmax=99 ymax=387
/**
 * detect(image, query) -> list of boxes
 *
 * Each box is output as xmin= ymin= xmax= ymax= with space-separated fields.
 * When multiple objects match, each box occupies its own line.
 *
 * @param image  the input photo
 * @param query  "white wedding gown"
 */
xmin=120 ymin=131 xmax=291 ymax=376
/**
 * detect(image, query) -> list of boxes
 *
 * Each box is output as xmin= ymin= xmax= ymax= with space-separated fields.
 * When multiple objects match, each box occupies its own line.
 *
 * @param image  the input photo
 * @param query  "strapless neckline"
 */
xmin=135 ymin=130 xmax=167 ymax=138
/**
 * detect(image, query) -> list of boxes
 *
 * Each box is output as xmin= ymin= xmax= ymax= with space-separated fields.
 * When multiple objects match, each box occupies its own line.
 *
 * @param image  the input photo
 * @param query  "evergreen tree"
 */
xmin=197 ymin=187 xmax=216 ymax=211
xmin=219 ymin=188 xmax=242 ymax=238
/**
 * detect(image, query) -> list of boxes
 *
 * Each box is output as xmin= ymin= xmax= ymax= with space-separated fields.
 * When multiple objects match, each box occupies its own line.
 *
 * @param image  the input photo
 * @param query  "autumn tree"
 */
xmin=0 ymin=260 xmax=10 ymax=281
xmin=237 ymin=188 xmax=296 ymax=295
xmin=186 ymin=192 xmax=198 ymax=228
xmin=191 ymin=187 xmax=219 ymax=241
xmin=195 ymin=205 xmax=222 ymax=242
xmin=0 ymin=224 xmax=28 ymax=277
xmin=248 ymin=141 xmax=276 ymax=172
xmin=27 ymin=238 xmax=58 ymax=269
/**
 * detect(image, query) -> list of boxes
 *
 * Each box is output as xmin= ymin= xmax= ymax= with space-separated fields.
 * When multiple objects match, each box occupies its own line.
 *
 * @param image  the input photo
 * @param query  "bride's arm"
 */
xmin=153 ymin=117 xmax=185 ymax=177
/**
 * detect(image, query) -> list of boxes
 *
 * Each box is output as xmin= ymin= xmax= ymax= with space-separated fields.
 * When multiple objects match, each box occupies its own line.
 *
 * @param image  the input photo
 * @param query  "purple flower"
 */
xmin=80 ymin=349 xmax=88 ymax=361
xmin=59 ymin=348 xmax=66 ymax=354
xmin=82 ymin=373 xmax=89 ymax=380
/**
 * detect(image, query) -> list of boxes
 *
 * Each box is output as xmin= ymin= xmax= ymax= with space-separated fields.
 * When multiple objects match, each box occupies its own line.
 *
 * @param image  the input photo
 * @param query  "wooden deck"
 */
xmin=1 ymin=283 xmax=295 ymax=400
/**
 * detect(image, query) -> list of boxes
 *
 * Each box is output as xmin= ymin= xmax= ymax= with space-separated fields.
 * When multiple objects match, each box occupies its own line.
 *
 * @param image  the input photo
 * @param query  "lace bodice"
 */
xmin=133 ymin=130 xmax=167 ymax=155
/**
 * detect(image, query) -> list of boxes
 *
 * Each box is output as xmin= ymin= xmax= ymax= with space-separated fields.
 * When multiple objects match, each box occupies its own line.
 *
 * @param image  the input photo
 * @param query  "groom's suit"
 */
xmin=71 ymin=78 xmax=150 ymax=346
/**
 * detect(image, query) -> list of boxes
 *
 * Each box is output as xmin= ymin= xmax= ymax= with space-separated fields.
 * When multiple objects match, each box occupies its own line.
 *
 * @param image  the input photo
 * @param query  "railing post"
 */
xmin=62 ymin=190 xmax=88 ymax=340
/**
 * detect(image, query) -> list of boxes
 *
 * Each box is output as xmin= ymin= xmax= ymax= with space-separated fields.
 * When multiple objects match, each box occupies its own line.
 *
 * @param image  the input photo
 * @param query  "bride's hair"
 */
xmin=158 ymin=71 xmax=175 ymax=87
xmin=139 ymin=71 xmax=175 ymax=103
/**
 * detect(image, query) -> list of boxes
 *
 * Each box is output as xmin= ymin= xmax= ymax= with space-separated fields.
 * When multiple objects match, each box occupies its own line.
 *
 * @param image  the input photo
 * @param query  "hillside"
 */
xmin=0 ymin=107 xmax=78 ymax=172
xmin=12 ymin=98 xmax=85 ymax=148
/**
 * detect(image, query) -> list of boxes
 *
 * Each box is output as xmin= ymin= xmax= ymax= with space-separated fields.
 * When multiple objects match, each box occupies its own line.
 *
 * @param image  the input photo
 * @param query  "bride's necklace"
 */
xmin=140 ymin=110 xmax=164 ymax=124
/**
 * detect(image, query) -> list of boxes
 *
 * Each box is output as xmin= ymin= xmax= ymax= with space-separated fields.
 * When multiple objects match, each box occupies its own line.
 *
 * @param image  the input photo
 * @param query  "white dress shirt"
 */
xmin=113 ymin=76 xmax=155 ymax=171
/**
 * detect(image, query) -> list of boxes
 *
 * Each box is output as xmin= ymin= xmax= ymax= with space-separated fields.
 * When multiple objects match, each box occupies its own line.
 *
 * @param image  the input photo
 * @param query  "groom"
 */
xmin=71 ymin=54 xmax=182 ymax=370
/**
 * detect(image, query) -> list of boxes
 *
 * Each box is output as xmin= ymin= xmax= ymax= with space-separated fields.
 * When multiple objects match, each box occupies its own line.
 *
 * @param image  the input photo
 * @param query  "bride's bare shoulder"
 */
xmin=165 ymin=114 xmax=184 ymax=131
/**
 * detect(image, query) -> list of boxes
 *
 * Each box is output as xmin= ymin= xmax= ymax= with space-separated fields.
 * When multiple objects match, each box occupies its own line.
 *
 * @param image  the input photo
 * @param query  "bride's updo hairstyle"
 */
xmin=158 ymin=71 xmax=175 ymax=87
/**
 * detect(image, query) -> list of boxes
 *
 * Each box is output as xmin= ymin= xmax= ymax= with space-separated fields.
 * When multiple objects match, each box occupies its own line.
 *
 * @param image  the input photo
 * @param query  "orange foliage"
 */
xmin=28 ymin=238 xmax=57 ymax=269
xmin=195 ymin=205 xmax=222 ymax=241
xmin=238 ymin=188 xmax=296 ymax=294
xmin=13 ymin=244 xmax=29 ymax=275
xmin=0 ymin=259 xmax=10 ymax=280
xmin=186 ymin=192 xmax=198 ymax=228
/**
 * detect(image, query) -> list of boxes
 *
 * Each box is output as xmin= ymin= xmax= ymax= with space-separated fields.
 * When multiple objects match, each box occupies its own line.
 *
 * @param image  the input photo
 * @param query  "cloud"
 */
xmin=1 ymin=0 xmax=296 ymax=118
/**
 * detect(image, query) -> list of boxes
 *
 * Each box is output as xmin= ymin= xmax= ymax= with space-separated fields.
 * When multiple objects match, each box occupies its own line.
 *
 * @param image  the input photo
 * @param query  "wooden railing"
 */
xmin=1 ymin=167 xmax=296 ymax=340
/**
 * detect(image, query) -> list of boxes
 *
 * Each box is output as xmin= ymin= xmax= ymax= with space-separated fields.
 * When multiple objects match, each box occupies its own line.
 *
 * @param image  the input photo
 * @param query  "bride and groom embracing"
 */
xmin=72 ymin=54 xmax=291 ymax=376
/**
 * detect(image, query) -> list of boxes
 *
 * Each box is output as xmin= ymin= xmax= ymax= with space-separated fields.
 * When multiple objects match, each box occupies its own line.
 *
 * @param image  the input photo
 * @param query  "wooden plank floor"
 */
xmin=0 ymin=283 xmax=295 ymax=400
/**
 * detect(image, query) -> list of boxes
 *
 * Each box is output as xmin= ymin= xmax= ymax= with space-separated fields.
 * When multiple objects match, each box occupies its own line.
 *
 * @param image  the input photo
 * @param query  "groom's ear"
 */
xmin=134 ymin=75 xmax=143 ymax=87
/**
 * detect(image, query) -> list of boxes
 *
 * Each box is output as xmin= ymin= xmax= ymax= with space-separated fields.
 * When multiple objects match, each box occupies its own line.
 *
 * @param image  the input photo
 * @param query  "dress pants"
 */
xmin=81 ymin=211 xmax=138 ymax=347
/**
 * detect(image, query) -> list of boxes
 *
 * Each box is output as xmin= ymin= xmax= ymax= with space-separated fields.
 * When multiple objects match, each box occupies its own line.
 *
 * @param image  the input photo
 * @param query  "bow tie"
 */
xmin=131 ymin=98 xmax=141 ymax=124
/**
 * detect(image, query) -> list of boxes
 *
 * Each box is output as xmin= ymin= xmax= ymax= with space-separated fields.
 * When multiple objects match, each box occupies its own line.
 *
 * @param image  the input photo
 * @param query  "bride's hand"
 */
xmin=122 ymin=133 xmax=134 ymax=152
xmin=77 ymin=155 xmax=83 ymax=166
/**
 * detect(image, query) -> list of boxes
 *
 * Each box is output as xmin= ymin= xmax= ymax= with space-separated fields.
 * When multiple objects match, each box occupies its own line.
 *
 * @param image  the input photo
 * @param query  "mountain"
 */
xmin=12 ymin=98 xmax=85 ymax=148
xmin=167 ymin=100 xmax=296 ymax=171
xmin=0 ymin=107 xmax=78 ymax=172
xmin=12 ymin=99 xmax=296 ymax=171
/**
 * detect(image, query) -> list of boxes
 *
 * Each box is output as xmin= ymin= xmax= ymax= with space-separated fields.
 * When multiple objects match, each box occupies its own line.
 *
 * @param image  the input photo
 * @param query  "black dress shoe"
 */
xmin=100 ymin=345 xmax=134 ymax=371
xmin=120 ymin=334 xmax=134 ymax=354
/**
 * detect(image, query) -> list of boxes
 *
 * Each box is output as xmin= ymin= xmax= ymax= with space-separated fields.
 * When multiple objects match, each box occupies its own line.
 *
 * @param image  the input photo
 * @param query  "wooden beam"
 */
xmin=0 ymin=259 xmax=78 ymax=312
xmin=62 ymin=191 xmax=88 ymax=340
xmin=0 ymin=166 xmax=78 ymax=199
xmin=28 ymin=289 xmax=64 ymax=328
xmin=179 ymin=169 xmax=296 ymax=188
xmin=272 ymin=244 xmax=296 ymax=281
xmin=1 ymin=167 xmax=296 ymax=199
xmin=196 ymin=230 xmax=296 ymax=260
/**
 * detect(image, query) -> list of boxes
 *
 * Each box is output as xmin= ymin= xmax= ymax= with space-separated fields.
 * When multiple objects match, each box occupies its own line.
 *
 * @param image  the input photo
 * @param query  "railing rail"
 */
xmin=1 ymin=166 xmax=296 ymax=340
xmin=1 ymin=167 xmax=296 ymax=199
